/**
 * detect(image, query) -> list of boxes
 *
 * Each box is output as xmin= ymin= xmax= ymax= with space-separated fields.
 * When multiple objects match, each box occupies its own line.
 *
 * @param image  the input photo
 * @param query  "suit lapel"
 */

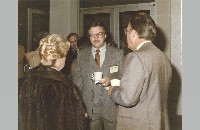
xmin=101 ymin=46 xmax=112 ymax=67
xmin=84 ymin=47 xmax=99 ymax=72
xmin=101 ymin=46 xmax=113 ymax=76
xmin=90 ymin=53 xmax=99 ymax=71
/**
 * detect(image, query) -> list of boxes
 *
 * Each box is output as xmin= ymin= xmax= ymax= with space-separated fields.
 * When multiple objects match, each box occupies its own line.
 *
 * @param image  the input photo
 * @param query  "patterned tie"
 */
xmin=95 ymin=49 xmax=100 ymax=68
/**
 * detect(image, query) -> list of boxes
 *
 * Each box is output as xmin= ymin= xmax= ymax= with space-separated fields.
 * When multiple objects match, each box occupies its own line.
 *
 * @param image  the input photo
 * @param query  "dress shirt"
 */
xmin=136 ymin=40 xmax=151 ymax=50
xmin=92 ymin=43 xmax=106 ymax=68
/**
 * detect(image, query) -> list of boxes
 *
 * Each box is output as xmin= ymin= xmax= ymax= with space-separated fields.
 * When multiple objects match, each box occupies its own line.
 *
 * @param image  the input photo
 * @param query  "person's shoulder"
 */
xmin=107 ymin=45 xmax=123 ymax=53
xmin=107 ymin=46 xmax=124 ymax=57
xmin=126 ymin=50 xmax=147 ymax=61
xmin=136 ymin=42 xmax=164 ymax=57
xmin=78 ymin=46 xmax=91 ymax=54
xmin=126 ymin=51 xmax=136 ymax=58
xmin=107 ymin=45 xmax=119 ymax=50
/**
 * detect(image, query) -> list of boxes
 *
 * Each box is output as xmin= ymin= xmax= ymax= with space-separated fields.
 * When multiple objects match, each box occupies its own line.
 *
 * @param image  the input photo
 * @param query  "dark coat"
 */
xmin=61 ymin=48 xmax=78 ymax=75
xmin=19 ymin=65 xmax=88 ymax=130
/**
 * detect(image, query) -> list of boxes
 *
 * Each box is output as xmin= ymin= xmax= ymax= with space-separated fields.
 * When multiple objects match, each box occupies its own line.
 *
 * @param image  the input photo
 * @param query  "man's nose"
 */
xmin=94 ymin=35 xmax=99 ymax=39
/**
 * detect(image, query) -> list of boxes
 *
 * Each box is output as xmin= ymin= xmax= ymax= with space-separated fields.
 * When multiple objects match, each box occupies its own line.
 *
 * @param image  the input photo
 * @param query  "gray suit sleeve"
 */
xmin=118 ymin=49 xmax=125 ymax=78
xmin=71 ymin=55 xmax=83 ymax=93
xmin=111 ymin=53 xmax=145 ymax=107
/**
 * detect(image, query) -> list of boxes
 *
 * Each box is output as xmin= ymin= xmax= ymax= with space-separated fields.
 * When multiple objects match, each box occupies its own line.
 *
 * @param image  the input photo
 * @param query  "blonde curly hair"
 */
xmin=38 ymin=34 xmax=70 ymax=67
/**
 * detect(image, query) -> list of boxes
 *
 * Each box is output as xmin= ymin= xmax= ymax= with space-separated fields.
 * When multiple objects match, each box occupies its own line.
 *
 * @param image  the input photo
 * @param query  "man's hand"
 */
xmin=100 ymin=77 xmax=111 ymax=87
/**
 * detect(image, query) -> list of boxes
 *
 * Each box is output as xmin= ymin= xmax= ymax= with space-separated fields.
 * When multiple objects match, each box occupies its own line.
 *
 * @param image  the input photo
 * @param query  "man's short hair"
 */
xmin=67 ymin=33 xmax=78 ymax=40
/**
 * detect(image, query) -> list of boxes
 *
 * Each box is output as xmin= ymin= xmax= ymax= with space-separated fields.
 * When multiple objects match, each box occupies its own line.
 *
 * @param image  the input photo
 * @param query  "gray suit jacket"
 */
xmin=72 ymin=45 xmax=125 ymax=121
xmin=111 ymin=42 xmax=172 ymax=130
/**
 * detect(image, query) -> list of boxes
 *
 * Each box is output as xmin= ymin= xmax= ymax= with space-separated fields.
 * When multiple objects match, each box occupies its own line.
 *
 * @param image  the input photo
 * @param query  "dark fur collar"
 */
xmin=30 ymin=65 xmax=68 ymax=84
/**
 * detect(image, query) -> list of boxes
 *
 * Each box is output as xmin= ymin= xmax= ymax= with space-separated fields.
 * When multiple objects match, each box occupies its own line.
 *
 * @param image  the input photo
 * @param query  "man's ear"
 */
xmin=105 ymin=34 xmax=107 ymax=38
xmin=131 ymin=30 xmax=137 ymax=38
xmin=55 ymin=58 xmax=62 ymax=65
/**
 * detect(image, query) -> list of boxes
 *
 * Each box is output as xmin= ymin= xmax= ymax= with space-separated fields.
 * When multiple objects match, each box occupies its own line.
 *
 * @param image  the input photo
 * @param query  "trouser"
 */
xmin=90 ymin=99 xmax=117 ymax=130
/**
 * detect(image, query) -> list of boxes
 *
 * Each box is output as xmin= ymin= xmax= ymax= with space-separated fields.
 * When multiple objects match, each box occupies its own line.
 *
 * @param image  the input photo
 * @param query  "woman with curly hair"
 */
xmin=19 ymin=34 xmax=88 ymax=130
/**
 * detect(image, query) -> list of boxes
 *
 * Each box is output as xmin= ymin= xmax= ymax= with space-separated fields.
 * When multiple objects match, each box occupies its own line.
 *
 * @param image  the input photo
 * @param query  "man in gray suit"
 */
xmin=72 ymin=20 xmax=125 ymax=130
xmin=108 ymin=12 xmax=172 ymax=130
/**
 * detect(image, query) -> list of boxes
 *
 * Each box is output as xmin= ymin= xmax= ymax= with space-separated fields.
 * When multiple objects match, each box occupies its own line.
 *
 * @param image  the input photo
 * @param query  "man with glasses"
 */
xmin=108 ymin=12 xmax=172 ymax=130
xmin=72 ymin=20 xmax=125 ymax=130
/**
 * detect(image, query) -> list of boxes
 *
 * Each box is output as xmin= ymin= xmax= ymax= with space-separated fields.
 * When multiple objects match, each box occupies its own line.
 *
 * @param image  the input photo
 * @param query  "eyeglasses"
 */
xmin=124 ymin=28 xmax=132 ymax=35
xmin=89 ymin=32 xmax=105 ymax=38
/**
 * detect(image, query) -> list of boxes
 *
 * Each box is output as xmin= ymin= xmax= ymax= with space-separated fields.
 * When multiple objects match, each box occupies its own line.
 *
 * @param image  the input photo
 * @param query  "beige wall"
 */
xmin=170 ymin=0 xmax=182 ymax=115
xmin=155 ymin=0 xmax=171 ymax=58
xmin=156 ymin=0 xmax=182 ymax=115
xmin=49 ymin=0 xmax=79 ymax=37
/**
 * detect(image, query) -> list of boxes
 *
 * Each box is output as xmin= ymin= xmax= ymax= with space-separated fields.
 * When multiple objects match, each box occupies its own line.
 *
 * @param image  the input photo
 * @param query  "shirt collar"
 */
xmin=92 ymin=42 xmax=106 ymax=52
xmin=136 ymin=40 xmax=151 ymax=50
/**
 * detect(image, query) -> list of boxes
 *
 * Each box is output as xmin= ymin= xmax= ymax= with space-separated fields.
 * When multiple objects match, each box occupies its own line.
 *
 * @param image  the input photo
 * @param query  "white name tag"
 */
xmin=110 ymin=66 xmax=118 ymax=73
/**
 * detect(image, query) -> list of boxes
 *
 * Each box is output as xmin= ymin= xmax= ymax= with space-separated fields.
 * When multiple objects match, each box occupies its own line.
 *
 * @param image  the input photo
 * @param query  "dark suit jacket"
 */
xmin=61 ymin=48 xmax=78 ymax=75
xmin=111 ymin=42 xmax=172 ymax=130
xmin=72 ymin=45 xmax=125 ymax=122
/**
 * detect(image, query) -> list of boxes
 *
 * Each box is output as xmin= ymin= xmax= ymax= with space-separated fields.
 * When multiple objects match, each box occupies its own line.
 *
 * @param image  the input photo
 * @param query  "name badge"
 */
xmin=110 ymin=65 xmax=118 ymax=73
